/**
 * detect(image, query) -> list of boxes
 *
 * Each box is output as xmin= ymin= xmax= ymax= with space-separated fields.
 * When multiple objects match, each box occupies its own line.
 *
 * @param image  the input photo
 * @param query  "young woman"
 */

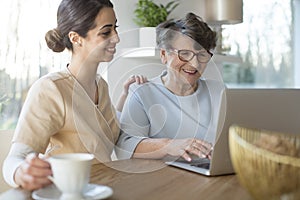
xmin=2 ymin=0 xmax=146 ymax=191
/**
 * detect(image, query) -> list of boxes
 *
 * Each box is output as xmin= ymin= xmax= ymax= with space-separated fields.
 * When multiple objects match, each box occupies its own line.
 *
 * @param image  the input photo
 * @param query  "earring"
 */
xmin=74 ymin=42 xmax=82 ymax=46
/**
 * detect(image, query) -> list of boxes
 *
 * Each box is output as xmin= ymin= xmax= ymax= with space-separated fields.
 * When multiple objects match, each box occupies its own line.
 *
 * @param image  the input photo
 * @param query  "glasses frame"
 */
xmin=169 ymin=49 xmax=213 ymax=63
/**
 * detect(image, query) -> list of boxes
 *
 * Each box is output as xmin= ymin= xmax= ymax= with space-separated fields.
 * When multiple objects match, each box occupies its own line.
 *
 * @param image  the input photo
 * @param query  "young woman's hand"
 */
xmin=14 ymin=153 xmax=52 ymax=191
xmin=122 ymin=75 xmax=148 ymax=96
xmin=116 ymin=75 xmax=148 ymax=112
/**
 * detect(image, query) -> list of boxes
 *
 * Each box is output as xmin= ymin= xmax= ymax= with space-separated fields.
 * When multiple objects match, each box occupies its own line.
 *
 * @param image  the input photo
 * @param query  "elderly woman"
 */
xmin=116 ymin=12 xmax=225 ymax=162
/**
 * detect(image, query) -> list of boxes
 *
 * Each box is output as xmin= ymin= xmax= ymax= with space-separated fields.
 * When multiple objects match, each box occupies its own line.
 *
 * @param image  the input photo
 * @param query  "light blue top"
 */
xmin=115 ymin=71 xmax=225 ymax=159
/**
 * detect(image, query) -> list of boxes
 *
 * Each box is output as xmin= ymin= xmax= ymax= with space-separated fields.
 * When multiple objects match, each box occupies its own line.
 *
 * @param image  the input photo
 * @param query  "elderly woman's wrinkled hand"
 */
xmin=165 ymin=138 xmax=213 ymax=162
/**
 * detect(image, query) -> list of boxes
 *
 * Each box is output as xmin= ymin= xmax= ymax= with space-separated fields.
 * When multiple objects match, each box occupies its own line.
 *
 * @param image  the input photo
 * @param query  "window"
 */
xmin=222 ymin=0 xmax=298 ymax=88
xmin=0 ymin=0 xmax=67 ymax=129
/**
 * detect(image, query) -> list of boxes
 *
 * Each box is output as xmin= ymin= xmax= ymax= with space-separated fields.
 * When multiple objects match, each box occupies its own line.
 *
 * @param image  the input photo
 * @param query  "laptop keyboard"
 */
xmin=190 ymin=158 xmax=210 ymax=169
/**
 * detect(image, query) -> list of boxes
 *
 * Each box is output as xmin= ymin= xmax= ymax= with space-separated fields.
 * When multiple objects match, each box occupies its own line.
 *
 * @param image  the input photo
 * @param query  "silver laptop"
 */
xmin=166 ymin=88 xmax=300 ymax=176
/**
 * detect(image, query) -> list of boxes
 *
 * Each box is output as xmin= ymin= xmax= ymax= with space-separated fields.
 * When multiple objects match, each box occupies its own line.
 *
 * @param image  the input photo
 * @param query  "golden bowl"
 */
xmin=229 ymin=125 xmax=300 ymax=200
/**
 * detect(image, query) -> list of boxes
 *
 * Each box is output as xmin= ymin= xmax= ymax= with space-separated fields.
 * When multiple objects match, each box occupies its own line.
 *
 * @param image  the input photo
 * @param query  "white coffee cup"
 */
xmin=48 ymin=153 xmax=94 ymax=200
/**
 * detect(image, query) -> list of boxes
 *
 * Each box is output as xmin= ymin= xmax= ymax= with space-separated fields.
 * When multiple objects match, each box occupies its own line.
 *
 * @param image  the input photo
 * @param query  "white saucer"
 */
xmin=32 ymin=183 xmax=113 ymax=200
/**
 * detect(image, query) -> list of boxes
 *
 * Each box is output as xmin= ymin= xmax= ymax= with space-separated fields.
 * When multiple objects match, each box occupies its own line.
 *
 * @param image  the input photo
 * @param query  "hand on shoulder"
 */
xmin=122 ymin=75 xmax=148 ymax=95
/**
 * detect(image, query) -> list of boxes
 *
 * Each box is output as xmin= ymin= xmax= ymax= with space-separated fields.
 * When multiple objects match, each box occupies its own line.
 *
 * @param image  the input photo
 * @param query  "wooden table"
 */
xmin=0 ymin=159 xmax=253 ymax=200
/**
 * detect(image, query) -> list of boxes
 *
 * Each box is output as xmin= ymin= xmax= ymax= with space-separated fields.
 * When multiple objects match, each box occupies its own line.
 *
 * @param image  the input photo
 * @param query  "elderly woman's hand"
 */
xmin=14 ymin=153 xmax=52 ymax=191
xmin=165 ymin=138 xmax=213 ymax=162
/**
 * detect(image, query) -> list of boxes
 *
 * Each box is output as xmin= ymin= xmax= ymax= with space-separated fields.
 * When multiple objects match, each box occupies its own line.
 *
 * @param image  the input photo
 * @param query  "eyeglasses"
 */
xmin=169 ymin=49 xmax=213 ymax=63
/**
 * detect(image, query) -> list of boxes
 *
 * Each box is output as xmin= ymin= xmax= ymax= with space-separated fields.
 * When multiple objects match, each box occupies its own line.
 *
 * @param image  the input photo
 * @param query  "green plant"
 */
xmin=134 ymin=0 xmax=179 ymax=27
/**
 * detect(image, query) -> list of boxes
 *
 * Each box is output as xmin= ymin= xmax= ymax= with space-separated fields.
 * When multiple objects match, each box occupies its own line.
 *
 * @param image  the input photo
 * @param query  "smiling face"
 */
xmin=161 ymin=34 xmax=210 ymax=90
xmin=80 ymin=7 xmax=119 ymax=64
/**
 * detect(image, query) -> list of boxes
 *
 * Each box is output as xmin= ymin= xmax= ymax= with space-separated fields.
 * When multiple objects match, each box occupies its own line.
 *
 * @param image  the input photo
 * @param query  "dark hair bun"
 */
xmin=45 ymin=29 xmax=66 ymax=52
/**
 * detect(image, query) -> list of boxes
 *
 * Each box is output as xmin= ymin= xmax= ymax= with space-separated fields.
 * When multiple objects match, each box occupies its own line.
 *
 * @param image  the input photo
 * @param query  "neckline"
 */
xmin=65 ymin=65 xmax=99 ymax=107
xmin=158 ymin=71 xmax=201 ymax=97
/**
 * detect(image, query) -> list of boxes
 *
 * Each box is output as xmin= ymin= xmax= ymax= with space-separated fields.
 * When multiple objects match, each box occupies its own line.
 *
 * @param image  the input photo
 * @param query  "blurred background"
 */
xmin=0 ymin=0 xmax=299 ymax=129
